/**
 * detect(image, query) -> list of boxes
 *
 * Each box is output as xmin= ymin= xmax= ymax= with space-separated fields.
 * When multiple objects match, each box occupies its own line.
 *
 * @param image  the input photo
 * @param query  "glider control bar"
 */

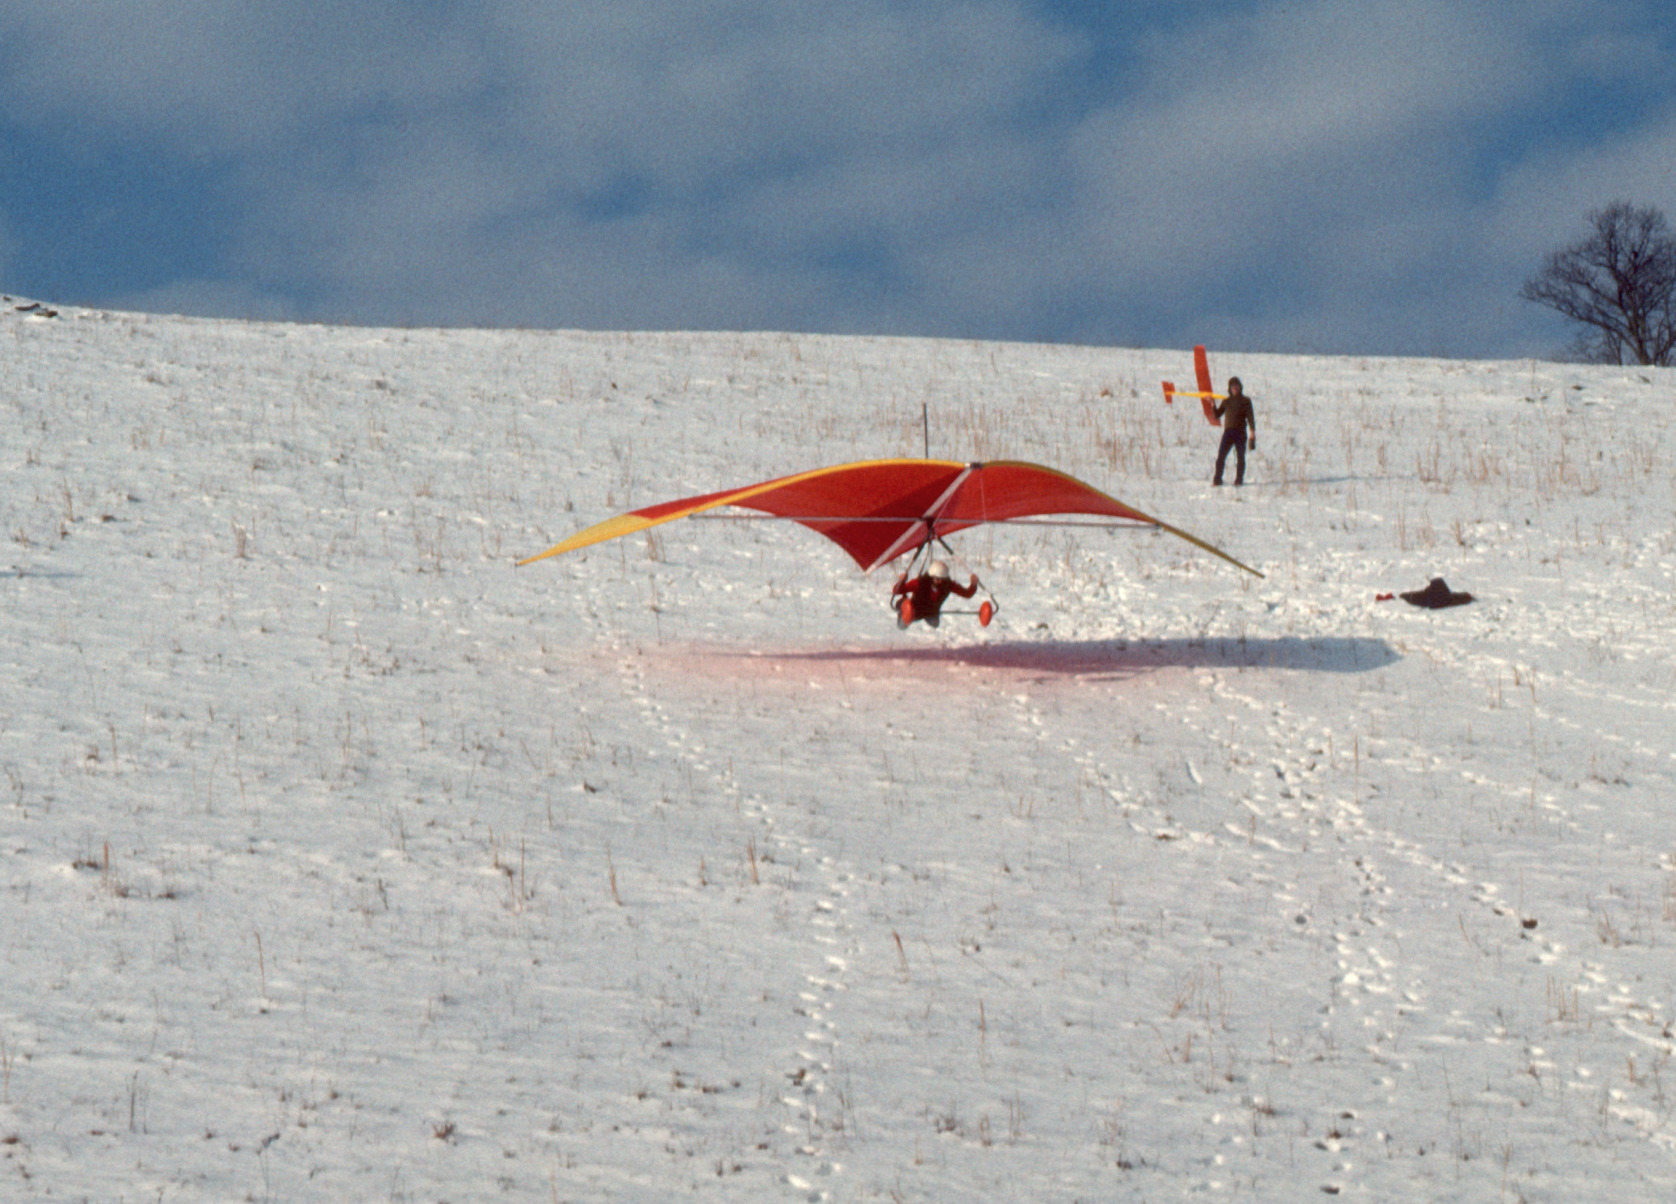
xmin=687 ymin=514 xmax=1158 ymax=529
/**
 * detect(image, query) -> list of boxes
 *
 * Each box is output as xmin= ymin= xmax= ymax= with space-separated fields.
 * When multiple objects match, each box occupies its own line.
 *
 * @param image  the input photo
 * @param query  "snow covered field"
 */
xmin=2 ymin=301 xmax=1674 ymax=1201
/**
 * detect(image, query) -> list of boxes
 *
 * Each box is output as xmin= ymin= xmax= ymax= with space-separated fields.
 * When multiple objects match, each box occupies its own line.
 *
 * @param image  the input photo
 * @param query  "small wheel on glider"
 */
xmin=978 ymin=600 xmax=994 ymax=627
xmin=898 ymin=598 xmax=916 ymax=627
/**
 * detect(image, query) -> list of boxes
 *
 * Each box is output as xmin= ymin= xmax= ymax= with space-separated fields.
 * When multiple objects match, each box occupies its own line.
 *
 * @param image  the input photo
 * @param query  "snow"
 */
xmin=2 ymin=301 xmax=1674 ymax=1200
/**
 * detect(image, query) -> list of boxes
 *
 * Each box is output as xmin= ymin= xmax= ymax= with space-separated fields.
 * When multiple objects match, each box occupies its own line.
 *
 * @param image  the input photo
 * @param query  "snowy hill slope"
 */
xmin=2 ymin=302 xmax=1674 ymax=1200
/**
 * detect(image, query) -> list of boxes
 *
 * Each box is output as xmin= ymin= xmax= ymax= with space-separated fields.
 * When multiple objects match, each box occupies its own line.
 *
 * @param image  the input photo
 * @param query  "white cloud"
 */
xmin=1 ymin=1 xmax=1672 ymax=355
xmin=193 ymin=1 xmax=1086 ymax=330
xmin=1491 ymin=112 xmax=1676 ymax=250
xmin=114 ymin=276 xmax=301 ymax=324
xmin=1064 ymin=3 xmax=1593 ymax=286
xmin=1 ymin=5 xmax=485 ymax=149
xmin=1033 ymin=0 xmax=1674 ymax=353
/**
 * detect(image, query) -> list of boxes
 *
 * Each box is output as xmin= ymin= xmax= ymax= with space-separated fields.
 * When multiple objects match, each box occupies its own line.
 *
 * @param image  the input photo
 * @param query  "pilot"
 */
xmin=891 ymin=559 xmax=979 ymax=628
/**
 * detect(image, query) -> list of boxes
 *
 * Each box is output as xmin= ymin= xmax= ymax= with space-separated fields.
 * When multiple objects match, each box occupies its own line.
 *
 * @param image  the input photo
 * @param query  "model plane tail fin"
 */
xmin=1159 ymin=346 xmax=1225 ymax=425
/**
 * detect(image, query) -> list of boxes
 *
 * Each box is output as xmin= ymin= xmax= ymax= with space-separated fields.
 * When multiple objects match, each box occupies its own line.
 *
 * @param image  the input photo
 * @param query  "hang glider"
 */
xmin=517 ymin=458 xmax=1262 ymax=578
xmin=1161 ymin=345 xmax=1224 ymax=426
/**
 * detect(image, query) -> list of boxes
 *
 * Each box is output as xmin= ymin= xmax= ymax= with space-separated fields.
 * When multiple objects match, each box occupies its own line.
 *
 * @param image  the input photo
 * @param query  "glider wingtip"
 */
xmin=515 ymin=545 xmax=565 ymax=567
xmin=1224 ymin=552 xmax=1264 ymax=579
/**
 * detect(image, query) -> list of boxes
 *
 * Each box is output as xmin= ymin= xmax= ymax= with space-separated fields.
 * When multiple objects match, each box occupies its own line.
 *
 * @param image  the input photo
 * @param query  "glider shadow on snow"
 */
xmin=765 ymin=636 xmax=1399 ymax=678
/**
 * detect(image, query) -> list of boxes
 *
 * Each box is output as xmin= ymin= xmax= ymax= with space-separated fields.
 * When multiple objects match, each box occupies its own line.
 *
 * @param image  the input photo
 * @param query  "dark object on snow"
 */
xmin=1400 ymin=578 xmax=1474 ymax=609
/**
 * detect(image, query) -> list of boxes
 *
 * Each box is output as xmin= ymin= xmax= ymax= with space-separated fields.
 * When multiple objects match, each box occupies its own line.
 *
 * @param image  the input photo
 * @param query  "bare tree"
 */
xmin=1521 ymin=201 xmax=1676 ymax=366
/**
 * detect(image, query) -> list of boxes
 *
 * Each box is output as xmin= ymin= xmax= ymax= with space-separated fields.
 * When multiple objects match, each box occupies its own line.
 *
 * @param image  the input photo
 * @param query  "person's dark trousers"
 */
xmin=1213 ymin=428 xmax=1246 ymax=485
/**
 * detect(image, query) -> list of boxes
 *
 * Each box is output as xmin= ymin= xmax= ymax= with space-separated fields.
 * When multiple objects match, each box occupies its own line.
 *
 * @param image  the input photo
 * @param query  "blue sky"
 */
xmin=1 ymin=1 xmax=1672 ymax=357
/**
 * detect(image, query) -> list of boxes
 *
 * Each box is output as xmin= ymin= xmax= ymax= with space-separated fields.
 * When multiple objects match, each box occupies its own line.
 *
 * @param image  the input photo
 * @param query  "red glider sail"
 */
xmin=517 ymin=458 xmax=1261 ymax=577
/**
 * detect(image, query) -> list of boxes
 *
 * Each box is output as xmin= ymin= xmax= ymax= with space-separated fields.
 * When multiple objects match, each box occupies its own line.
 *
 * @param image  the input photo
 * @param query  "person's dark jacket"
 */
xmin=1215 ymin=392 xmax=1255 ymax=438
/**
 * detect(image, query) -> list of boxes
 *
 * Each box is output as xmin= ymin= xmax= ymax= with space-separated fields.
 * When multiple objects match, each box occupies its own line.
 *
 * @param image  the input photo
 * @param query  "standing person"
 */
xmin=891 ymin=560 xmax=978 ymax=629
xmin=1213 ymin=377 xmax=1257 ymax=487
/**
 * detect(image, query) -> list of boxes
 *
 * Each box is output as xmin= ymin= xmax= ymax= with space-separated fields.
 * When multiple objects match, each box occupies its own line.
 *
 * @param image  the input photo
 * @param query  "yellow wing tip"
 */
xmin=516 ymin=512 xmax=661 ymax=565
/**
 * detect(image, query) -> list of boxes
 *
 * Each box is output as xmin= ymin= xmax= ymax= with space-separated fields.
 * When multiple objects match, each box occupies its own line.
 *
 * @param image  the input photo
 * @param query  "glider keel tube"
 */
xmin=517 ymin=458 xmax=1263 ymax=578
